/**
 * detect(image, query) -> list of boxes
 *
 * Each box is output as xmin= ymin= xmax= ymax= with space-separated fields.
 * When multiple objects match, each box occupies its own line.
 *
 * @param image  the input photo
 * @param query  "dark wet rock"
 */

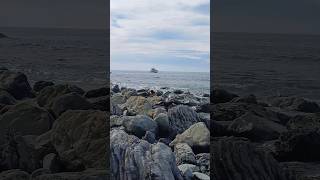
xmin=158 ymin=138 xmax=172 ymax=146
xmin=36 ymin=84 xmax=85 ymax=107
xmin=0 ymin=102 xmax=54 ymax=144
xmin=0 ymin=90 xmax=16 ymax=105
xmin=195 ymin=153 xmax=210 ymax=175
xmin=167 ymin=105 xmax=202 ymax=138
xmin=228 ymin=112 xmax=287 ymax=141
xmin=196 ymin=103 xmax=211 ymax=113
xmin=275 ymin=129 xmax=320 ymax=162
xmin=122 ymin=115 xmax=158 ymax=138
xmin=84 ymin=87 xmax=109 ymax=98
xmin=154 ymin=113 xmax=170 ymax=137
xmin=112 ymin=84 xmax=121 ymax=93
xmin=33 ymin=81 xmax=54 ymax=92
xmin=50 ymin=110 xmax=107 ymax=170
xmin=0 ymin=169 xmax=30 ymax=180
xmin=88 ymin=95 xmax=109 ymax=111
xmin=212 ymin=89 xmax=238 ymax=104
xmin=192 ymin=172 xmax=210 ymax=180
xmin=110 ymin=129 xmax=183 ymax=180
xmin=170 ymin=122 xmax=210 ymax=153
xmin=211 ymin=136 xmax=289 ymax=180
xmin=0 ymin=70 xmax=33 ymax=100
xmin=51 ymin=92 xmax=92 ymax=117
xmin=33 ymin=169 xmax=108 ymax=180
xmin=174 ymin=89 xmax=184 ymax=94
xmin=43 ymin=153 xmax=61 ymax=173
xmin=164 ymin=93 xmax=202 ymax=107
xmin=269 ymin=96 xmax=320 ymax=113
xmin=174 ymin=143 xmax=196 ymax=165
xmin=156 ymin=90 xmax=164 ymax=96
xmin=202 ymin=93 xmax=210 ymax=98
xmin=142 ymin=131 xmax=156 ymax=144
xmin=231 ymin=94 xmax=258 ymax=104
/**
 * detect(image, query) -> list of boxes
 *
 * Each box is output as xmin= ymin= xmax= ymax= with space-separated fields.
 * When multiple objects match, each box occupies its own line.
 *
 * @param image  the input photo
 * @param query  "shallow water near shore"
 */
xmin=111 ymin=70 xmax=210 ymax=96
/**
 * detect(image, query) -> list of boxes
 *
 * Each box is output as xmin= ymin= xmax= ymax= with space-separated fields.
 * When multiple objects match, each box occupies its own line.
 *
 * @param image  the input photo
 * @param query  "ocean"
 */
xmin=111 ymin=70 xmax=210 ymax=95
xmin=0 ymin=27 xmax=108 ymax=90
xmin=213 ymin=32 xmax=320 ymax=102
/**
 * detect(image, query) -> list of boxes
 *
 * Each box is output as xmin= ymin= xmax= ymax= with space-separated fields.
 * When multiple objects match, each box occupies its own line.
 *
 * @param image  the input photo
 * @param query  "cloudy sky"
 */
xmin=110 ymin=0 xmax=210 ymax=72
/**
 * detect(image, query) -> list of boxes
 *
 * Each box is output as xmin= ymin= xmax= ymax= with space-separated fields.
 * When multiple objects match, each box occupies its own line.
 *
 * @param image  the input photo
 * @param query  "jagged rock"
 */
xmin=269 ymin=96 xmax=320 ymax=113
xmin=153 ymin=107 xmax=167 ymax=118
xmin=111 ymin=94 xmax=126 ymax=105
xmin=43 ymin=153 xmax=61 ymax=173
xmin=167 ymin=105 xmax=202 ymax=138
xmin=33 ymin=169 xmax=108 ymax=180
xmin=36 ymin=84 xmax=84 ymax=107
xmin=154 ymin=113 xmax=170 ymax=137
xmin=121 ymin=88 xmax=137 ymax=99
xmin=178 ymin=164 xmax=199 ymax=180
xmin=228 ymin=112 xmax=287 ymax=141
xmin=51 ymin=92 xmax=92 ymax=117
xmin=0 ymin=70 xmax=33 ymax=100
xmin=122 ymin=115 xmax=158 ymax=138
xmin=212 ymin=89 xmax=238 ymax=104
xmin=0 ymin=90 xmax=16 ymax=105
xmin=275 ymin=129 xmax=320 ymax=162
xmin=0 ymin=102 xmax=54 ymax=144
xmin=170 ymin=122 xmax=210 ymax=153
xmin=0 ymin=169 xmax=30 ymax=180
xmin=195 ymin=153 xmax=210 ymax=175
xmin=33 ymin=81 xmax=54 ymax=92
xmin=50 ymin=110 xmax=107 ymax=170
xmin=211 ymin=137 xmax=289 ymax=180
xmin=192 ymin=172 xmax=210 ymax=180
xmin=174 ymin=143 xmax=196 ymax=165
xmin=84 ymin=87 xmax=109 ymax=98
xmin=110 ymin=129 xmax=183 ymax=180
xmin=121 ymin=96 xmax=153 ymax=115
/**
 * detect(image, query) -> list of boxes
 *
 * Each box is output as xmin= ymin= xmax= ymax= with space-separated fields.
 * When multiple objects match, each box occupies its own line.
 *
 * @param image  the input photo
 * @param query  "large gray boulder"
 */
xmin=167 ymin=105 xmax=202 ymax=138
xmin=122 ymin=115 xmax=158 ymax=138
xmin=50 ymin=110 xmax=107 ymax=171
xmin=170 ymin=122 xmax=210 ymax=153
xmin=0 ymin=102 xmax=54 ymax=144
xmin=0 ymin=70 xmax=32 ymax=100
xmin=110 ymin=129 xmax=183 ymax=180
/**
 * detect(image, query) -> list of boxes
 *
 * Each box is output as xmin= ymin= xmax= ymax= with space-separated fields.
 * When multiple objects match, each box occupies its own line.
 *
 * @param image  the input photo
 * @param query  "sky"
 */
xmin=0 ymin=0 xmax=107 ymax=29
xmin=110 ymin=0 xmax=210 ymax=72
xmin=214 ymin=0 xmax=320 ymax=34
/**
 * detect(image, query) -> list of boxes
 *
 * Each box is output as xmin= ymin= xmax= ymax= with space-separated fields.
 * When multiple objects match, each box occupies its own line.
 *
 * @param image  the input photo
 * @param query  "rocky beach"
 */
xmin=211 ymin=89 xmax=320 ymax=180
xmin=110 ymin=84 xmax=211 ymax=180
xmin=0 ymin=68 xmax=109 ymax=179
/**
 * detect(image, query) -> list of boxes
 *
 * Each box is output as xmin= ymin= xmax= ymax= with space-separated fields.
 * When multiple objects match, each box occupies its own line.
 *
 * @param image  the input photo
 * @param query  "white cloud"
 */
xmin=111 ymin=0 xmax=210 ymax=71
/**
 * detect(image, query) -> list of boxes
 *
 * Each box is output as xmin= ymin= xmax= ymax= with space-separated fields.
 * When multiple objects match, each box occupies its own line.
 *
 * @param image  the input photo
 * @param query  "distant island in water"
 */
xmin=150 ymin=68 xmax=159 ymax=73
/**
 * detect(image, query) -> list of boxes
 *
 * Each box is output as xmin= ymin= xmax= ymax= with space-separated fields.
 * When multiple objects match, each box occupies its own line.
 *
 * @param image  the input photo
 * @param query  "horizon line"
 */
xmin=110 ymin=69 xmax=210 ymax=73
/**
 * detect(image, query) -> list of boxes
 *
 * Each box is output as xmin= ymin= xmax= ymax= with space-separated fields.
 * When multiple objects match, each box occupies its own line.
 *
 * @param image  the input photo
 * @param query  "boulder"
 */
xmin=174 ymin=143 xmax=196 ymax=165
xmin=0 ymin=70 xmax=32 ymax=100
xmin=178 ymin=164 xmax=199 ymax=180
xmin=110 ymin=129 xmax=183 ymax=180
xmin=36 ymin=84 xmax=84 ymax=107
xmin=111 ymin=93 xmax=126 ymax=105
xmin=153 ymin=107 xmax=167 ymax=118
xmin=112 ymin=84 xmax=121 ymax=93
xmin=50 ymin=110 xmax=107 ymax=170
xmin=0 ymin=90 xmax=16 ymax=105
xmin=195 ymin=153 xmax=210 ymax=175
xmin=170 ymin=122 xmax=210 ymax=153
xmin=212 ymin=89 xmax=238 ymax=104
xmin=228 ymin=112 xmax=287 ymax=141
xmin=122 ymin=115 xmax=158 ymax=138
xmin=88 ymin=95 xmax=109 ymax=111
xmin=0 ymin=170 xmax=30 ymax=180
xmin=211 ymin=137 xmax=289 ymax=180
xmin=0 ymin=102 xmax=54 ymax=144
xmin=154 ymin=113 xmax=170 ymax=137
xmin=33 ymin=81 xmax=54 ymax=92
xmin=142 ymin=131 xmax=156 ymax=144
xmin=167 ymin=105 xmax=202 ymax=138
xmin=51 ymin=92 xmax=92 ymax=117
xmin=84 ymin=87 xmax=109 ymax=98
xmin=111 ymin=102 xmax=122 ymax=116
